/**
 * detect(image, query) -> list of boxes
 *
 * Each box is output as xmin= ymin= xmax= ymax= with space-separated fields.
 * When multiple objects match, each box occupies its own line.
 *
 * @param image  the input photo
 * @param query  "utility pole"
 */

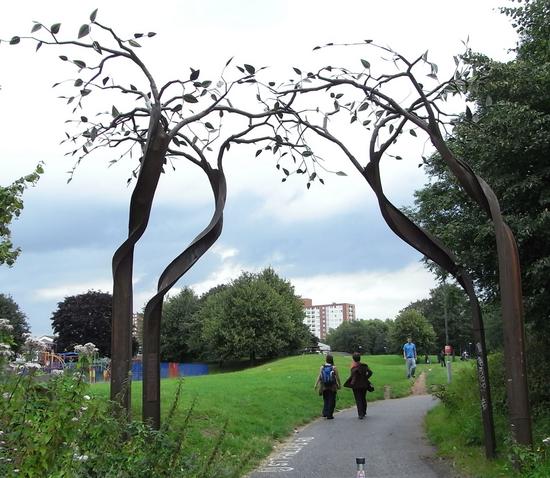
xmin=443 ymin=283 xmax=452 ymax=384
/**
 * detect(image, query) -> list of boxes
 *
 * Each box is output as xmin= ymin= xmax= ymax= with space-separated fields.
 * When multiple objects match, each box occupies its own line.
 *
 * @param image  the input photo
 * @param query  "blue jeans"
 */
xmin=406 ymin=358 xmax=416 ymax=378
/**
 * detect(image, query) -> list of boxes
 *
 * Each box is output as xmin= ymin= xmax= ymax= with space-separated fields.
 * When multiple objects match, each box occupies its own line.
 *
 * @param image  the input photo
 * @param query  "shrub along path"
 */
xmin=247 ymin=388 xmax=462 ymax=478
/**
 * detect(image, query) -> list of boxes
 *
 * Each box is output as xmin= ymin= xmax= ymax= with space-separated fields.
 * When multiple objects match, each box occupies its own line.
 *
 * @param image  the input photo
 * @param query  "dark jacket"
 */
xmin=345 ymin=363 xmax=373 ymax=389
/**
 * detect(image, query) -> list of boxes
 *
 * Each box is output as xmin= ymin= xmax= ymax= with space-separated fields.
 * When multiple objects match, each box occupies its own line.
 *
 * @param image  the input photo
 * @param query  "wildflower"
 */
xmin=73 ymin=453 xmax=89 ymax=462
xmin=74 ymin=343 xmax=99 ymax=356
xmin=543 ymin=437 xmax=550 ymax=446
xmin=81 ymin=406 xmax=88 ymax=411
xmin=51 ymin=369 xmax=64 ymax=376
xmin=83 ymin=395 xmax=91 ymax=400
xmin=2 ymin=393 xmax=10 ymax=400
xmin=71 ymin=417 xmax=79 ymax=422
xmin=21 ymin=362 xmax=41 ymax=370
xmin=0 ymin=343 xmax=13 ymax=359
xmin=13 ymin=470 xmax=19 ymax=473
xmin=0 ymin=319 xmax=13 ymax=332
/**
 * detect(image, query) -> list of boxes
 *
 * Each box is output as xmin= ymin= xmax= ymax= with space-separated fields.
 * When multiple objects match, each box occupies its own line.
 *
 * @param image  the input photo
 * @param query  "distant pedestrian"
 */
xmin=439 ymin=349 xmax=446 ymax=367
xmin=343 ymin=352 xmax=373 ymax=419
xmin=403 ymin=337 xmax=417 ymax=378
xmin=314 ymin=354 xmax=341 ymax=419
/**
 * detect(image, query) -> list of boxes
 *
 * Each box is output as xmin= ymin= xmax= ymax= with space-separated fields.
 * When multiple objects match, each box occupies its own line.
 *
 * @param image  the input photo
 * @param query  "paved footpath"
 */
xmin=247 ymin=395 xmax=462 ymax=478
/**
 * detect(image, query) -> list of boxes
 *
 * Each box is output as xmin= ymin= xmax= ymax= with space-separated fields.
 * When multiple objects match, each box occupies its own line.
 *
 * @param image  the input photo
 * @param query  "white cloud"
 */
xmin=35 ymin=273 xmax=147 ymax=302
xmin=35 ymin=280 xmax=112 ymax=301
xmin=190 ymin=261 xmax=256 ymax=296
xmin=291 ymin=262 xmax=437 ymax=321
xmin=188 ymin=251 xmax=437 ymax=321
xmin=212 ymin=244 xmax=239 ymax=261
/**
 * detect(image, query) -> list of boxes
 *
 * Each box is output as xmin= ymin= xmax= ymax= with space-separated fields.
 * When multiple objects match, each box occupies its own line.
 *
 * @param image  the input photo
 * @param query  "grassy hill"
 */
xmin=92 ymin=354 xmax=459 ymax=474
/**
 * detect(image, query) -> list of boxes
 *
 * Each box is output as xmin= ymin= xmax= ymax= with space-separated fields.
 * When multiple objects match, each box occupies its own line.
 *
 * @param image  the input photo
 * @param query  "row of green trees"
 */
xmin=325 ymin=282 xmax=476 ymax=357
xmin=159 ymin=268 xmax=310 ymax=364
xmin=12 ymin=267 xmax=309 ymax=363
xmin=2 ymin=278 xmax=477 ymax=363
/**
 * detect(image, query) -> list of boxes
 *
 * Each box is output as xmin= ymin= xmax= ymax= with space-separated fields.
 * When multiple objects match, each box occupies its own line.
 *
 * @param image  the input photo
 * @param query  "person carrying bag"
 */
xmin=344 ymin=352 xmax=374 ymax=419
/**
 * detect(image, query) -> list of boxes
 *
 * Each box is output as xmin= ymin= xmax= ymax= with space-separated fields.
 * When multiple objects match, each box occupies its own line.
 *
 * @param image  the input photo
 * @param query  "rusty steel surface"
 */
xmin=142 ymin=167 xmax=227 ymax=428
xmin=363 ymin=159 xmax=497 ymax=458
xmin=110 ymin=117 xmax=170 ymax=413
xmin=433 ymin=138 xmax=533 ymax=446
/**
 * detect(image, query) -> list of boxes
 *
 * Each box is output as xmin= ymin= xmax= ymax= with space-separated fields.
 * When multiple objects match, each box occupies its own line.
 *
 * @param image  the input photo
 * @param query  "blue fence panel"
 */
xmin=132 ymin=361 xmax=143 ymax=381
xmin=98 ymin=361 xmax=209 ymax=382
xmin=178 ymin=363 xmax=208 ymax=376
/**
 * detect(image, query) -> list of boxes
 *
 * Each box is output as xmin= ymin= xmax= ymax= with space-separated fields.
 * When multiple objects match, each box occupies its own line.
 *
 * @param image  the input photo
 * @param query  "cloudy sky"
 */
xmin=1 ymin=0 xmax=517 ymax=335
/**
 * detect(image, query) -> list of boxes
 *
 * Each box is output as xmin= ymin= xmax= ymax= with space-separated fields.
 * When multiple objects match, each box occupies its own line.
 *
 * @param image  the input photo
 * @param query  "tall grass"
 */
xmin=425 ymin=355 xmax=550 ymax=478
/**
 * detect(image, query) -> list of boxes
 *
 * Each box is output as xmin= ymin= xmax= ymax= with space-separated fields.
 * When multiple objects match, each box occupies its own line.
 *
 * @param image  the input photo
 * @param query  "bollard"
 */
xmin=356 ymin=457 xmax=366 ymax=477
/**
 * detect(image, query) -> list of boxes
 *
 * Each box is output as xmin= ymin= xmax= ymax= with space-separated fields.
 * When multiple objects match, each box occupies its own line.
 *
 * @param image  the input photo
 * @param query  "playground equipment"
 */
xmin=39 ymin=350 xmax=66 ymax=373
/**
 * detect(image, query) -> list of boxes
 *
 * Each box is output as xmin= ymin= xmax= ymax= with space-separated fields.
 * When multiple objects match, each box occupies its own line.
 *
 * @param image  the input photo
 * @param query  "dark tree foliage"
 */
xmin=389 ymin=309 xmax=436 ymax=355
xmin=0 ymin=293 xmax=30 ymax=353
xmin=51 ymin=290 xmax=112 ymax=356
xmin=160 ymin=287 xmax=200 ymax=362
xmin=199 ymin=268 xmax=309 ymax=363
xmin=325 ymin=319 xmax=390 ymax=354
xmin=408 ymin=0 xmax=550 ymax=334
xmin=402 ymin=283 xmax=473 ymax=353
xmin=407 ymin=0 xmax=550 ymax=407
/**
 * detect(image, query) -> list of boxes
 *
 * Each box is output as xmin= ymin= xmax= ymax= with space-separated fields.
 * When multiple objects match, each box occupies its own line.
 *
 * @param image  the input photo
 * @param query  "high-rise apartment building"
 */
xmin=301 ymin=298 xmax=356 ymax=340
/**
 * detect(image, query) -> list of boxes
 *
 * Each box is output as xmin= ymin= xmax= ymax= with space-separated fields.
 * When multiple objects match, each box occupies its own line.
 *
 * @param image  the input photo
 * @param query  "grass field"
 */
xmin=91 ymin=354 xmax=468 ymax=474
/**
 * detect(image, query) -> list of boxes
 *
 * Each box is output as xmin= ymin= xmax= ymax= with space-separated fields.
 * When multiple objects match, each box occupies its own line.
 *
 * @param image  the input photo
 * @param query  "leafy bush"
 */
xmin=429 ymin=352 xmax=550 ymax=476
xmin=0 ymin=344 xmax=245 ymax=477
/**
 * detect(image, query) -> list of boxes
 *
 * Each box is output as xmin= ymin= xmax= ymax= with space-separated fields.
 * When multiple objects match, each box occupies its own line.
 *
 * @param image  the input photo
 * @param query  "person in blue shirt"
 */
xmin=403 ymin=337 xmax=417 ymax=379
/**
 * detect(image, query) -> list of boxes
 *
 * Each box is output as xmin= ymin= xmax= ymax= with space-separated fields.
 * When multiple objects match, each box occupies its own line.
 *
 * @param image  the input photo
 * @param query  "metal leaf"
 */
xmin=92 ymin=41 xmax=102 ymax=54
xmin=190 ymin=68 xmax=200 ymax=81
xmin=183 ymin=94 xmax=198 ymax=103
xmin=90 ymin=8 xmax=98 ymax=22
xmin=78 ymin=24 xmax=90 ymax=39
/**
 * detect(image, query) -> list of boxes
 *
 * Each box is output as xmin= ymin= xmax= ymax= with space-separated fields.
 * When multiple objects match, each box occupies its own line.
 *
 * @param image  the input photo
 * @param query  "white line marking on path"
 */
xmin=256 ymin=437 xmax=315 ymax=473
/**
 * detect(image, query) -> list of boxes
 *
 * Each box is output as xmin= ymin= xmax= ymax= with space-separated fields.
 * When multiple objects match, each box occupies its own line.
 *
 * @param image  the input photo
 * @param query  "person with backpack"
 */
xmin=344 ymin=352 xmax=374 ymax=419
xmin=314 ymin=354 xmax=341 ymax=419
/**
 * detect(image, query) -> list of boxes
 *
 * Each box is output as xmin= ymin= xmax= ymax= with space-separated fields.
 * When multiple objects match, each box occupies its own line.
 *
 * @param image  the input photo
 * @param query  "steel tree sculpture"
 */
xmin=247 ymin=41 xmax=531 ymax=454
xmin=1 ymin=10 xmax=307 ymax=427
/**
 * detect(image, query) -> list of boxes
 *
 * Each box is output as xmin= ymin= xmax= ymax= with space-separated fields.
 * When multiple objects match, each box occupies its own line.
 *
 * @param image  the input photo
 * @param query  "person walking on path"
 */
xmin=314 ymin=354 xmax=341 ymax=419
xmin=343 ymin=352 xmax=373 ymax=419
xmin=403 ymin=337 xmax=417 ymax=378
